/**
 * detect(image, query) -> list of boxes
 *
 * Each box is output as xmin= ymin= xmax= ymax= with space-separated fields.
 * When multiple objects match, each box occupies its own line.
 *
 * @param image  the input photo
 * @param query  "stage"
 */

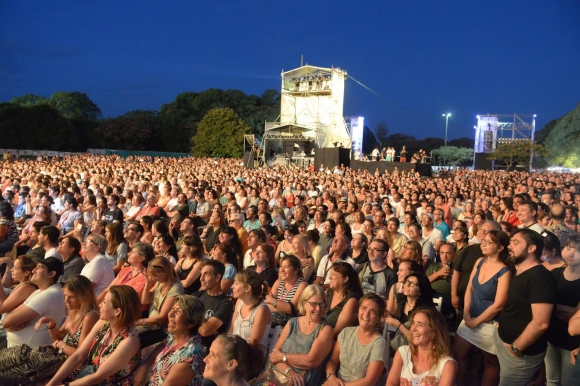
xmin=350 ymin=160 xmax=432 ymax=177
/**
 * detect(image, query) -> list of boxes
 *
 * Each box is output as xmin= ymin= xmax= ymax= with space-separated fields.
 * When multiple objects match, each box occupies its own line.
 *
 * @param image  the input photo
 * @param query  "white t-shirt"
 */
xmin=7 ymin=284 xmax=66 ymax=348
xmin=316 ymin=253 xmax=356 ymax=285
xmin=81 ymin=253 xmax=115 ymax=296
xmin=398 ymin=345 xmax=455 ymax=384
xmin=243 ymin=249 xmax=255 ymax=269
xmin=423 ymin=228 xmax=443 ymax=247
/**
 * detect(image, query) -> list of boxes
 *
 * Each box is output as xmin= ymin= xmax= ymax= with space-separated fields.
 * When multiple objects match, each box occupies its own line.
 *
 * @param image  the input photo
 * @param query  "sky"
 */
xmin=1 ymin=0 xmax=579 ymax=141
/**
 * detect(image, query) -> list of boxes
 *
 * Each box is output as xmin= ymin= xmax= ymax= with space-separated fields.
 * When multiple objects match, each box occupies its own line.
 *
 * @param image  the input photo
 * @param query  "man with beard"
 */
xmin=494 ymin=228 xmax=556 ymax=385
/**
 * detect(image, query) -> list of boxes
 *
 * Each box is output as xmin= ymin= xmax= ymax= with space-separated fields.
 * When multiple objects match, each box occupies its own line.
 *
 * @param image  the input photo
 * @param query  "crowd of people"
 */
xmin=0 ymin=154 xmax=579 ymax=385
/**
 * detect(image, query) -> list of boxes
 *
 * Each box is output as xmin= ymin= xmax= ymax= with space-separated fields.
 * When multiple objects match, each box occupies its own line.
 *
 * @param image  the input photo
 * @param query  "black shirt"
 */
xmin=103 ymin=207 xmax=123 ymax=224
xmin=247 ymin=265 xmax=278 ymax=289
xmin=498 ymin=265 xmax=556 ymax=355
xmin=60 ymin=254 xmax=85 ymax=286
xmin=194 ymin=290 xmax=233 ymax=349
xmin=453 ymin=244 xmax=482 ymax=309
xmin=547 ymin=267 xmax=580 ymax=350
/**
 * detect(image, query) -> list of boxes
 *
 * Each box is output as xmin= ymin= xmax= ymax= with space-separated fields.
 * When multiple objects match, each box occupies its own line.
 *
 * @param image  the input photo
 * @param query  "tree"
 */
xmin=191 ymin=108 xmax=249 ymax=158
xmin=375 ymin=121 xmax=389 ymax=148
xmin=10 ymin=94 xmax=49 ymax=107
xmin=95 ymin=110 xmax=161 ymax=151
xmin=432 ymin=146 xmax=474 ymax=166
xmin=48 ymin=91 xmax=102 ymax=120
xmin=541 ymin=102 xmax=580 ymax=167
xmin=487 ymin=140 xmax=547 ymax=171
xmin=448 ymin=137 xmax=474 ymax=149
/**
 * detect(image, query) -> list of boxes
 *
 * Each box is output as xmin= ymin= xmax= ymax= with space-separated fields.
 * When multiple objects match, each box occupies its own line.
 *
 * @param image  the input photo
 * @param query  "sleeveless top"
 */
xmin=85 ymin=322 xmax=140 ymax=386
xmin=324 ymin=289 xmax=357 ymax=328
xmin=398 ymin=345 xmax=455 ymax=385
xmin=470 ymin=258 xmax=510 ymax=319
xmin=176 ymin=258 xmax=201 ymax=295
xmin=233 ymin=301 xmax=269 ymax=348
xmin=275 ymin=278 xmax=305 ymax=302
xmin=281 ymin=317 xmax=327 ymax=385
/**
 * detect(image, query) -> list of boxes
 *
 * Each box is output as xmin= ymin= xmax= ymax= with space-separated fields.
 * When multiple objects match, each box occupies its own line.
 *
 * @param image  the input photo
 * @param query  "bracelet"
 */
xmin=396 ymin=323 xmax=401 ymax=331
xmin=273 ymin=300 xmax=278 ymax=309
xmin=284 ymin=367 xmax=293 ymax=375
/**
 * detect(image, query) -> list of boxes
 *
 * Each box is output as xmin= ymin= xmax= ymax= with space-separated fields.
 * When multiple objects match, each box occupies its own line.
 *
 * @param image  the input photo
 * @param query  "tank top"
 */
xmin=233 ymin=301 xmax=269 ymax=349
xmin=176 ymin=258 xmax=201 ymax=295
xmin=470 ymin=258 xmax=510 ymax=319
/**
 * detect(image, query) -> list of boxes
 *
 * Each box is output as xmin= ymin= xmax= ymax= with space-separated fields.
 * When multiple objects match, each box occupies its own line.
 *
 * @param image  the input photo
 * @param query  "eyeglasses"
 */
xmin=87 ymin=239 xmax=98 ymax=246
xmin=306 ymin=301 xmax=326 ymax=309
xmin=367 ymin=247 xmax=385 ymax=253
xmin=481 ymin=239 xmax=496 ymax=246
xmin=404 ymin=280 xmax=419 ymax=288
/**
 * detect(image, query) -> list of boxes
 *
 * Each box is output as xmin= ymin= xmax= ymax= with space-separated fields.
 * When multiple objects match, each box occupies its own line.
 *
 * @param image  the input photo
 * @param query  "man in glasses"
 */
xmin=359 ymin=239 xmax=396 ymax=299
xmin=80 ymin=234 xmax=115 ymax=297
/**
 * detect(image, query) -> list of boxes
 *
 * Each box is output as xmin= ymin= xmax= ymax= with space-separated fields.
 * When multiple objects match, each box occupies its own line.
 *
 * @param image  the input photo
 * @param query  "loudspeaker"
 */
xmin=314 ymin=148 xmax=350 ymax=169
xmin=473 ymin=152 xmax=493 ymax=170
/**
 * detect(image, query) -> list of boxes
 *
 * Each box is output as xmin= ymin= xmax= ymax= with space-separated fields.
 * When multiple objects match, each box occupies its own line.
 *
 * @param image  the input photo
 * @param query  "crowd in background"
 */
xmin=0 ymin=154 xmax=580 ymax=385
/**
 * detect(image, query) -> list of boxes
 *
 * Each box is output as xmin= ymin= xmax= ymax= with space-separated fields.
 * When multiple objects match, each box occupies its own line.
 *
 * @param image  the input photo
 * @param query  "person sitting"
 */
xmin=291 ymin=234 xmax=315 ymax=281
xmin=104 ymin=223 xmax=128 ymax=274
xmin=246 ymin=242 xmax=278 ymax=290
xmin=195 ymin=259 xmax=234 ymax=350
xmin=203 ymin=334 xmax=266 ymax=386
xmin=14 ymin=221 xmax=50 ymax=261
xmin=80 ymin=234 xmax=115 ymax=297
xmin=269 ymin=284 xmax=335 ymax=386
xmin=3 ymin=256 xmax=66 ymax=348
xmin=138 ymin=256 xmax=184 ymax=348
xmin=385 ymin=272 xmax=434 ymax=346
xmin=324 ymin=262 xmax=362 ymax=337
xmin=387 ymin=307 xmax=457 ymax=385
xmin=324 ymin=293 xmax=388 ymax=385
xmin=0 ymin=201 xmax=19 ymax=256
xmin=211 ymin=242 xmax=238 ymax=294
xmin=45 ymin=285 xmax=141 ymax=386
xmin=175 ymin=234 xmax=204 ymax=295
xmin=133 ymin=295 xmax=207 ymax=386
xmin=97 ymin=242 xmax=154 ymax=312
xmin=265 ymin=254 xmax=308 ymax=327
xmin=39 ymin=226 xmax=62 ymax=260
xmin=228 ymin=270 xmax=271 ymax=349
xmin=0 ymin=255 xmax=38 ymax=334
xmin=56 ymin=235 xmax=85 ymax=286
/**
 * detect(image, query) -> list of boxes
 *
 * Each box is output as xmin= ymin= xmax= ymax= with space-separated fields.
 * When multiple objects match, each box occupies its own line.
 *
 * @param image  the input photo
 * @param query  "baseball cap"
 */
xmin=422 ymin=212 xmax=434 ymax=221
xmin=33 ymin=256 xmax=64 ymax=280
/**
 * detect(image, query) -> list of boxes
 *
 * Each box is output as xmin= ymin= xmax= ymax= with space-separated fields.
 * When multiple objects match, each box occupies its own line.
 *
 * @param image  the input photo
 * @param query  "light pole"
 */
xmin=442 ymin=113 xmax=451 ymax=166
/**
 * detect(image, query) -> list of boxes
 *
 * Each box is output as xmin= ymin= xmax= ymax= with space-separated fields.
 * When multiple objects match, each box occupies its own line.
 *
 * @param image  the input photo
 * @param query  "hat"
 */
xmin=33 ymin=256 xmax=64 ymax=281
xmin=422 ymin=212 xmax=434 ymax=221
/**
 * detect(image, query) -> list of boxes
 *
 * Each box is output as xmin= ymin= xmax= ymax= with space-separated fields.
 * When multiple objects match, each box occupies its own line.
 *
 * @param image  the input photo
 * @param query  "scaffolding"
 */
xmin=263 ymin=65 xmax=352 ymax=164
xmin=473 ymin=113 xmax=536 ymax=170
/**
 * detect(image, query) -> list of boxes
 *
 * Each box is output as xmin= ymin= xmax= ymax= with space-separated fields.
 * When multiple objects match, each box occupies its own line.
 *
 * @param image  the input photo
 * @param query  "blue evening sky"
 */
xmin=1 ymin=0 xmax=579 ymax=140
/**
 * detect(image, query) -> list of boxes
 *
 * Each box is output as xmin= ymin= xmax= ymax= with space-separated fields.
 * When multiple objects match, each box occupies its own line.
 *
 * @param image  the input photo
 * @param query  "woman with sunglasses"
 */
xmin=269 ymin=285 xmax=334 ymax=386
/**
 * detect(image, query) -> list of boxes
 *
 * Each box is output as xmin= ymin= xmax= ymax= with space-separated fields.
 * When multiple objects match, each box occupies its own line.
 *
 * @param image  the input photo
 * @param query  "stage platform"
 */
xmin=350 ymin=160 xmax=432 ymax=177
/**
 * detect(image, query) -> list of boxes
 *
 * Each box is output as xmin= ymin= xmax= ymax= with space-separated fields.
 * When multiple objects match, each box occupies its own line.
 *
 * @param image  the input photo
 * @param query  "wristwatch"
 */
xmin=511 ymin=344 xmax=520 ymax=356
xmin=283 ymin=353 xmax=287 ymax=363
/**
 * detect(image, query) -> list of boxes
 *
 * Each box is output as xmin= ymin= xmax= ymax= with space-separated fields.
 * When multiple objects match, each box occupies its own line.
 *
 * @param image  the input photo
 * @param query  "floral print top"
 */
xmin=148 ymin=333 xmax=206 ymax=386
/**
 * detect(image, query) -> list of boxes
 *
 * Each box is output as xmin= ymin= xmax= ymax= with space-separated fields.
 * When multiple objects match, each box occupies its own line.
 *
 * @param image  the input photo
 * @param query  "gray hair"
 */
xmin=175 ymin=295 xmax=206 ymax=334
xmin=92 ymin=234 xmax=108 ymax=254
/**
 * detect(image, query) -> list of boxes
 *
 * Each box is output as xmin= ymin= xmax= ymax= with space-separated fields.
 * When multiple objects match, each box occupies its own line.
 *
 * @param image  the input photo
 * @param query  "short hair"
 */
xmin=109 ymin=194 xmax=120 ymax=205
xmin=31 ymin=221 xmax=49 ymax=233
xmin=564 ymin=233 xmax=580 ymax=251
xmin=91 ymin=234 xmax=108 ymax=254
xmin=305 ymin=229 xmax=320 ymax=243
xmin=40 ymin=226 xmax=60 ymax=244
xmin=62 ymin=235 xmax=82 ymax=255
xmin=388 ymin=217 xmax=400 ymax=227
xmin=174 ymin=295 xmax=205 ymax=335
xmin=543 ymin=231 xmax=562 ymax=256
xmin=108 ymin=285 xmax=141 ymax=327
xmin=297 ymin=284 xmax=326 ymax=314
xmin=520 ymin=200 xmax=538 ymax=216
xmin=512 ymin=228 xmax=544 ymax=260
xmin=359 ymin=293 xmax=386 ymax=322
xmin=132 ymin=242 xmax=155 ymax=265
xmin=202 ymin=259 xmax=225 ymax=280
xmin=255 ymin=243 xmax=276 ymax=268
xmin=249 ymin=229 xmax=267 ymax=243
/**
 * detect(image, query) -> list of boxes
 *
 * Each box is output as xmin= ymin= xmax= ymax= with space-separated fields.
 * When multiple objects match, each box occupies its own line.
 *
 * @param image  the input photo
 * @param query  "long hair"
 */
xmin=64 ymin=275 xmax=98 ymax=330
xmin=213 ymin=242 xmax=239 ymax=269
xmin=215 ymin=334 xmax=266 ymax=381
xmin=408 ymin=307 xmax=451 ymax=370
xmin=109 ymin=285 xmax=141 ymax=327
xmin=15 ymin=255 xmax=38 ymax=285
xmin=404 ymin=272 xmax=434 ymax=308
xmin=148 ymin=256 xmax=177 ymax=283
xmin=331 ymin=261 xmax=362 ymax=297
xmin=485 ymin=230 xmax=511 ymax=266
xmin=159 ymin=233 xmax=178 ymax=258
xmin=402 ymin=240 xmax=423 ymax=266
xmin=106 ymin=222 xmax=125 ymax=255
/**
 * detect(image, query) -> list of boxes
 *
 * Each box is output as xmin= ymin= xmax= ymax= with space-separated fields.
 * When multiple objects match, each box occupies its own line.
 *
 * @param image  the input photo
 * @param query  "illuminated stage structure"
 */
xmin=263 ymin=65 xmax=352 ymax=166
xmin=346 ymin=116 xmax=365 ymax=158
xmin=473 ymin=114 xmax=536 ymax=170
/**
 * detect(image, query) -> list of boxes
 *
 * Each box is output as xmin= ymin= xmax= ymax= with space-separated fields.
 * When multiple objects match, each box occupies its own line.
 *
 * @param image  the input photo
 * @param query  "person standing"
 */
xmin=494 ymin=228 xmax=556 ymax=386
